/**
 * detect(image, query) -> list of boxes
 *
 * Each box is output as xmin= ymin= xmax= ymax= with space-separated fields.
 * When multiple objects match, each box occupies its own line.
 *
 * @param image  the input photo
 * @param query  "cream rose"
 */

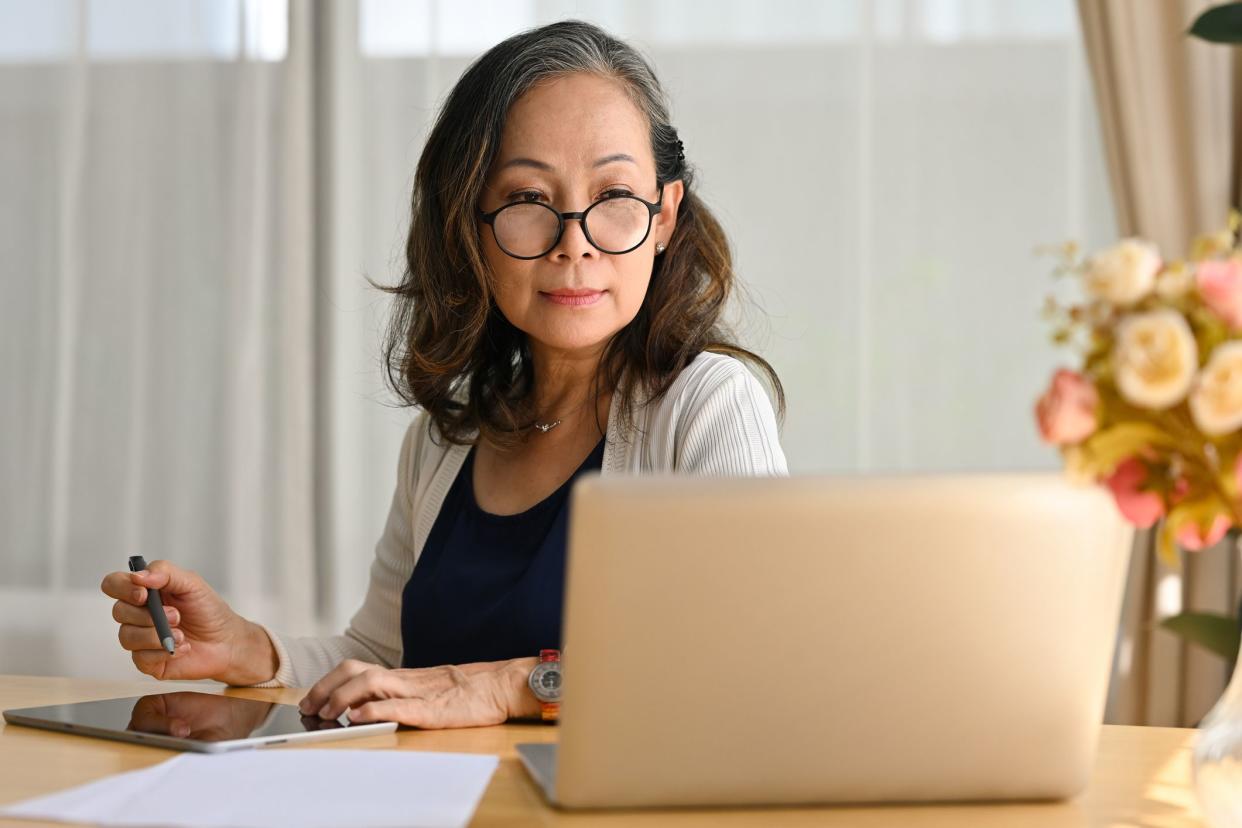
xmin=1113 ymin=309 xmax=1198 ymax=410
xmin=1189 ymin=341 xmax=1242 ymax=435
xmin=1155 ymin=262 xmax=1193 ymax=300
xmin=1084 ymin=238 xmax=1161 ymax=305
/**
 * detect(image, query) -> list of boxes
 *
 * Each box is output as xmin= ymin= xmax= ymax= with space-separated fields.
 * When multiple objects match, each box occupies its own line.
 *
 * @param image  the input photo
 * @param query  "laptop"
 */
xmin=516 ymin=473 xmax=1131 ymax=809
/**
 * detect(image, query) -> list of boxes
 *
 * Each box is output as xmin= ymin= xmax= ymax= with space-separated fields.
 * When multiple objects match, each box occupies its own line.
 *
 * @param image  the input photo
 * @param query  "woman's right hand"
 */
xmin=100 ymin=560 xmax=278 ymax=685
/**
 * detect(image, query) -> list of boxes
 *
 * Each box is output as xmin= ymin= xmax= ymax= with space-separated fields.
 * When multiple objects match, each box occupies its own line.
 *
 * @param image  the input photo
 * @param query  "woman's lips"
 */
xmin=540 ymin=290 xmax=606 ymax=307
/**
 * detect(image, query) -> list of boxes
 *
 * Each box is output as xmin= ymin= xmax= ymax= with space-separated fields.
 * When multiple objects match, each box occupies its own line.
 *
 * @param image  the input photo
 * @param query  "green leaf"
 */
xmin=1080 ymin=423 xmax=1176 ymax=478
xmin=1161 ymin=612 xmax=1241 ymax=662
xmin=1189 ymin=2 xmax=1242 ymax=43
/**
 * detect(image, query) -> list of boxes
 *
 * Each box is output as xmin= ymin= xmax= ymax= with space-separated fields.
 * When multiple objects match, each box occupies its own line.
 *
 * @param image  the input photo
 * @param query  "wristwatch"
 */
xmin=527 ymin=649 xmax=561 ymax=721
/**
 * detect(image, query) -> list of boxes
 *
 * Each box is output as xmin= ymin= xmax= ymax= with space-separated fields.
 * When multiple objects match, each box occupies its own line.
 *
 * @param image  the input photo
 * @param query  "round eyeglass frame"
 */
xmin=478 ymin=183 xmax=665 ymax=260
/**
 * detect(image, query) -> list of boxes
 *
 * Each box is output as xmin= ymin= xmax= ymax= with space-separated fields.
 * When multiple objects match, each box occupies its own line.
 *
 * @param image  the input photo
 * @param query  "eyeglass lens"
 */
xmin=492 ymin=197 xmax=652 ymax=257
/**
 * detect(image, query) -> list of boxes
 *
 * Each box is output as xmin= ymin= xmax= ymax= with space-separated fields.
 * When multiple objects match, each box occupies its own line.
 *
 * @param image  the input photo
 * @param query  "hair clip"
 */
xmin=675 ymin=138 xmax=685 ymax=162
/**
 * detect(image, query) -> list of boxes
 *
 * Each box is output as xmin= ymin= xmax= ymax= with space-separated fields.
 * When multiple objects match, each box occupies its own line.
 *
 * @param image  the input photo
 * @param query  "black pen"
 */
xmin=128 ymin=556 xmax=175 ymax=655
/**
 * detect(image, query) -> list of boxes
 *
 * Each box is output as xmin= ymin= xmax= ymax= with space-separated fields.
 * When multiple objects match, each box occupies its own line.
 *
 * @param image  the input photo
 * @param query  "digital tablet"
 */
xmin=2 ymin=691 xmax=398 ymax=753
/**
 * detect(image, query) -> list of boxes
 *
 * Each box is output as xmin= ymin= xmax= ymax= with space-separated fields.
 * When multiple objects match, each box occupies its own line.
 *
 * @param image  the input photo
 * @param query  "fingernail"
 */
xmin=166 ymin=607 xmax=179 ymax=624
xmin=297 ymin=699 xmax=309 ymax=713
xmin=132 ymin=589 xmax=144 ymax=603
xmin=318 ymin=704 xmax=331 ymax=718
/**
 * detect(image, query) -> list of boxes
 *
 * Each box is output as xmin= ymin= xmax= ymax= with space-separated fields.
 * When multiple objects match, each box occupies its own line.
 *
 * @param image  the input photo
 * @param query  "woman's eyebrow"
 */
xmin=498 ymin=153 xmax=637 ymax=172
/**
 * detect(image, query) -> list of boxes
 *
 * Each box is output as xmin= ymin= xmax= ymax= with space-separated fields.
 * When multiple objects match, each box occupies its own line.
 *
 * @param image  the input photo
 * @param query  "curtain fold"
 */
xmin=1079 ymin=0 xmax=1242 ymax=727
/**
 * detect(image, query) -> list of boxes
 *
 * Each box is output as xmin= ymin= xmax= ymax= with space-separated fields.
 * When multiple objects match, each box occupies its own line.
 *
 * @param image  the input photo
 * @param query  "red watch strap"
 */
xmin=538 ymin=649 xmax=560 ymax=720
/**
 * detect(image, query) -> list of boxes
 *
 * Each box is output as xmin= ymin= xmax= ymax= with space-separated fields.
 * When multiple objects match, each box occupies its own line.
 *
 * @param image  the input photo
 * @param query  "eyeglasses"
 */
xmin=478 ymin=184 xmax=664 ymax=259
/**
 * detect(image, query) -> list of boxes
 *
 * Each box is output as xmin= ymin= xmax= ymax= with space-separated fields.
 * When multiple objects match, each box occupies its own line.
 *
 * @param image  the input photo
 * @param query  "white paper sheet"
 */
xmin=0 ymin=749 xmax=500 ymax=828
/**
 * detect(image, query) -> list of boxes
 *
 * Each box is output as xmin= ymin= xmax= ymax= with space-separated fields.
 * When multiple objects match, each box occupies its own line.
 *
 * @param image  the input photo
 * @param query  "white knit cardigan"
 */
xmin=253 ymin=351 xmax=788 ymax=688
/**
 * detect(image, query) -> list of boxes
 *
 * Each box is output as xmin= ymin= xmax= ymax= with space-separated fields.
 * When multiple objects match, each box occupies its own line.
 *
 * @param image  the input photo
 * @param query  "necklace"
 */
xmin=530 ymin=396 xmax=592 ymax=434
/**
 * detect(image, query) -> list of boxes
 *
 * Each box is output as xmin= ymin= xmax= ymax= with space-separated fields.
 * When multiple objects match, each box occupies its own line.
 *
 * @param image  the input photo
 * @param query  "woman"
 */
xmin=100 ymin=20 xmax=787 ymax=730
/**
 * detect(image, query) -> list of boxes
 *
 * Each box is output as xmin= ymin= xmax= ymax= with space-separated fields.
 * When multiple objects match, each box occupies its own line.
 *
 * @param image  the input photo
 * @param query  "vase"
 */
xmin=1192 ymin=618 xmax=1242 ymax=824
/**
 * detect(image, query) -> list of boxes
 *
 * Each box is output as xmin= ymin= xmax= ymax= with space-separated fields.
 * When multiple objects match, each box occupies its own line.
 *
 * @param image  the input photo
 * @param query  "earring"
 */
xmin=655 ymin=242 xmax=667 ymax=254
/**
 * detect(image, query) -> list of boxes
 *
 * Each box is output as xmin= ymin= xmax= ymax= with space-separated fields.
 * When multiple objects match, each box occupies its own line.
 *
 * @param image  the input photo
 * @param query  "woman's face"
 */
xmin=479 ymin=72 xmax=684 ymax=359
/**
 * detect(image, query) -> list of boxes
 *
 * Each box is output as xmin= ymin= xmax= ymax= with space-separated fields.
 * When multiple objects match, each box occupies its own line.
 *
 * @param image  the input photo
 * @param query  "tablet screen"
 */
xmin=15 ymin=692 xmax=351 ymax=743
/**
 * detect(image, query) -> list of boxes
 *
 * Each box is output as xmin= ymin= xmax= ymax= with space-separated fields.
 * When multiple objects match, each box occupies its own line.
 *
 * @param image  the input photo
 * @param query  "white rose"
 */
xmin=1084 ymin=238 xmax=1161 ymax=305
xmin=1189 ymin=341 xmax=1242 ymax=435
xmin=1113 ymin=309 xmax=1198 ymax=410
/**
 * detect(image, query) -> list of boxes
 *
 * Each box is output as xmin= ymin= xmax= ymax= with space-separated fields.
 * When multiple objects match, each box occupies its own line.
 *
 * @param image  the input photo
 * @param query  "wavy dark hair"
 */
xmin=373 ymin=19 xmax=784 ymax=448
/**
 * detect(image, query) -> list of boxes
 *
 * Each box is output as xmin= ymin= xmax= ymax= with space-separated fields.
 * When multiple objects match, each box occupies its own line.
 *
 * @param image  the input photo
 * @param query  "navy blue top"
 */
xmin=400 ymin=437 xmax=606 ymax=668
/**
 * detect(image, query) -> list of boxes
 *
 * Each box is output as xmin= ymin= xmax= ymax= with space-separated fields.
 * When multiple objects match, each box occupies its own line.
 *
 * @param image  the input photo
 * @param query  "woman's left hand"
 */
xmin=298 ymin=657 xmax=540 ymax=729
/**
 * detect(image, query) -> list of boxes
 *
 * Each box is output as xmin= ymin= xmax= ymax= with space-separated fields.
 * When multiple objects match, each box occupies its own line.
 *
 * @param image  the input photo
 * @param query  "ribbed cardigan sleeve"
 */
xmin=244 ymin=417 xmax=422 ymax=689
xmin=674 ymin=357 xmax=788 ymax=476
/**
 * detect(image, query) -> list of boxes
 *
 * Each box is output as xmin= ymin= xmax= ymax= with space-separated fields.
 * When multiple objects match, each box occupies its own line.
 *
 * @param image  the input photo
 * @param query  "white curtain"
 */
xmin=1 ymin=0 xmax=1117 ymax=680
xmin=0 ymin=0 xmax=317 ymax=677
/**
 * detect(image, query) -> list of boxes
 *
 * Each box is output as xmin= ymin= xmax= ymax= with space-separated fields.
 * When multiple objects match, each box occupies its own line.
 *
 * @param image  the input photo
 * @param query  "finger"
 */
xmin=112 ymin=601 xmax=180 ymax=627
xmin=315 ymin=666 xmax=388 ymax=719
xmin=348 ymin=698 xmax=424 ymax=726
xmin=131 ymin=643 xmax=192 ymax=678
xmin=319 ymin=668 xmax=396 ymax=720
xmin=130 ymin=560 xmax=200 ymax=598
xmin=348 ymin=696 xmax=506 ymax=729
xmin=118 ymin=623 xmax=186 ymax=652
xmin=299 ymin=659 xmax=373 ymax=715
xmin=100 ymin=571 xmax=148 ymax=604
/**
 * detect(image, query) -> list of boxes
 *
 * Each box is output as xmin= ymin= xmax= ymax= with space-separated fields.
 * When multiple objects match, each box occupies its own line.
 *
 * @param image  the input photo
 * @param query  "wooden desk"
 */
xmin=0 ymin=675 xmax=1205 ymax=827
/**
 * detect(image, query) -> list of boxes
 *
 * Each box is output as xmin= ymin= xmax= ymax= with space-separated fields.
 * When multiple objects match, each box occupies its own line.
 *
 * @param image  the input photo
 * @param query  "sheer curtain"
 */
xmin=1 ymin=0 xmax=1117 ymax=682
xmin=0 ymin=0 xmax=317 ymax=677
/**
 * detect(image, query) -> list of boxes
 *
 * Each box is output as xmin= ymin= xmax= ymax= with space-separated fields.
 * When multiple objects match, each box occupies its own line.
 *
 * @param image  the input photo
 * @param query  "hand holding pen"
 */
xmin=99 ymin=558 xmax=279 ymax=684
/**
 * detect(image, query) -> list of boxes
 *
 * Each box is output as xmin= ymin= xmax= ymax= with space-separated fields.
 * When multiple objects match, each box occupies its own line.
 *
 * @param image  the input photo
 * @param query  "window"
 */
xmin=0 ymin=0 xmax=288 ymax=63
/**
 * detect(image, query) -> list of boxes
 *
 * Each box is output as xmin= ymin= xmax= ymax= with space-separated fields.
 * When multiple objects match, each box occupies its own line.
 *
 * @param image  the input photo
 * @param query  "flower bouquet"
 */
xmin=1036 ymin=213 xmax=1242 ymax=575
xmin=1044 ymin=217 xmax=1242 ymax=828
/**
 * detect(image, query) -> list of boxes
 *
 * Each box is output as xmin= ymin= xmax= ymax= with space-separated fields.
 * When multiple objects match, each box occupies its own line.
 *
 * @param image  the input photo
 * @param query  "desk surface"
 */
xmin=0 ymin=675 xmax=1205 ymax=827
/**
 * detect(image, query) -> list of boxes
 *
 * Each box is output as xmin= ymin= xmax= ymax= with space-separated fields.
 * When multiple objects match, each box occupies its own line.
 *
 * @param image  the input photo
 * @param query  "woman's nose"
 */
xmin=550 ymin=215 xmax=597 ymax=260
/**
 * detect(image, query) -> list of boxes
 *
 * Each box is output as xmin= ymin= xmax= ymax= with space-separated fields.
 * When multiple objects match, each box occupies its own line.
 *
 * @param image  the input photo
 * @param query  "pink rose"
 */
xmin=1035 ymin=369 xmax=1100 ymax=445
xmin=1104 ymin=458 xmax=1166 ymax=529
xmin=1176 ymin=514 xmax=1232 ymax=551
xmin=1196 ymin=258 xmax=1242 ymax=329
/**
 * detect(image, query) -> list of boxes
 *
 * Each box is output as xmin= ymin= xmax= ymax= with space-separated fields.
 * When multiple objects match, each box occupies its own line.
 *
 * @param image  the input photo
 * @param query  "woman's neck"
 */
xmin=528 ymin=341 xmax=606 ymax=418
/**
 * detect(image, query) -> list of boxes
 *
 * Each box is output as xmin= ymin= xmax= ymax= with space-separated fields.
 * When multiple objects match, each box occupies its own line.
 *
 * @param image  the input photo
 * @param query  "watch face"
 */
xmin=529 ymin=662 xmax=562 ymax=702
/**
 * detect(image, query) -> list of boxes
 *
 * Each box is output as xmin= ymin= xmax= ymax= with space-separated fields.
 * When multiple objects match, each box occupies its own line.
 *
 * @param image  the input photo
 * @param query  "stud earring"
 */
xmin=655 ymin=242 xmax=667 ymax=254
